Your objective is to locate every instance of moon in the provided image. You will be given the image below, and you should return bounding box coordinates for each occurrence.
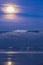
[6,6,15,14]
[2,4,19,14]
[2,3,20,20]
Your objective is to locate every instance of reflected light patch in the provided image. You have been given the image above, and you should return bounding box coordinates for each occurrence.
[8,62,12,65]
[4,61,14,65]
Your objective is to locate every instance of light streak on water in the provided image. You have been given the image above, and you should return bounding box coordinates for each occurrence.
[4,59,15,65]
[0,51,43,54]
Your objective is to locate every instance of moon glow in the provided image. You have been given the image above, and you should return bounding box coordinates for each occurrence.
[2,4,18,14]
[2,3,19,20]
[6,6,15,14]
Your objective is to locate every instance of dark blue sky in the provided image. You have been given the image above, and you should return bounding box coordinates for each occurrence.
[0,0,43,31]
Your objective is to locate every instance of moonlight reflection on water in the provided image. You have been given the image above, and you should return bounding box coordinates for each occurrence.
[5,61,14,65]
[3,58,15,65]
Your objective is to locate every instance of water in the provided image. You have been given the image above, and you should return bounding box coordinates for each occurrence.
[0,53,43,65]
[0,31,43,50]
[0,31,43,65]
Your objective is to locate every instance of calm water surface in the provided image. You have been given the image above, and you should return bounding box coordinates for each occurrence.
[0,32,43,65]
[0,53,43,65]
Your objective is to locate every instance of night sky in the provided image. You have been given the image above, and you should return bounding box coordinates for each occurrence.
[0,0,43,31]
